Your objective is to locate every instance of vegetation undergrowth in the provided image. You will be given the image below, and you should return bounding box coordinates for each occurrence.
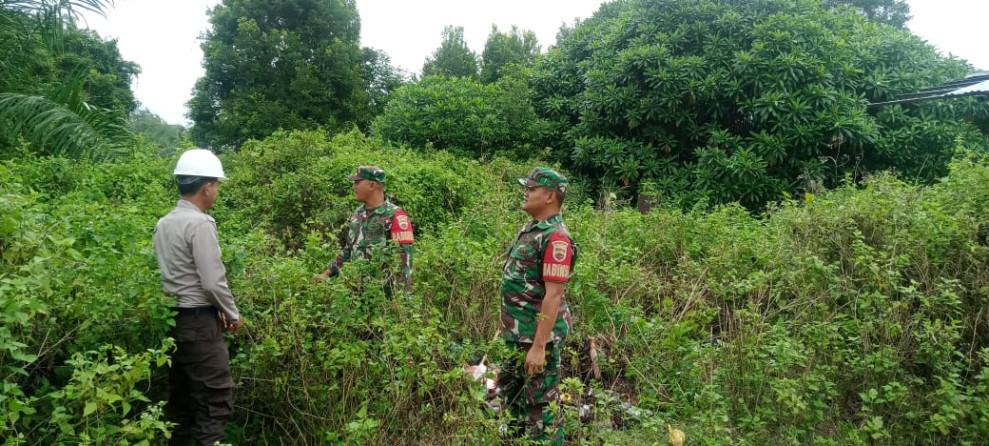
[2,129,988,444]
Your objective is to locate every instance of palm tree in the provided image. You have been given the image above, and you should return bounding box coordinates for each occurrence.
[0,0,133,160]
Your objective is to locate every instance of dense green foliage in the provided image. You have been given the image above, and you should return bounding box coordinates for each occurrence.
[4,0,989,443]
[371,75,547,160]
[378,23,548,159]
[421,25,479,79]
[528,0,986,207]
[824,0,911,28]
[480,25,540,84]
[3,129,989,444]
[0,0,139,160]
[188,0,403,150]
[55,24,139,115]
[360,47,408,122]
[126,108,186,153]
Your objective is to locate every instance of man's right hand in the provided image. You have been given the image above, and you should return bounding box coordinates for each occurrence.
[219,313,243,333]
[311,269,331,283]
[226,317,243,333]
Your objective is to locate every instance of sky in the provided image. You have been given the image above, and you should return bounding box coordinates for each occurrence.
[78,0,988,126]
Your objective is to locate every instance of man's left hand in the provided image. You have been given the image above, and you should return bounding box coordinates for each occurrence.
[524,345,546,375]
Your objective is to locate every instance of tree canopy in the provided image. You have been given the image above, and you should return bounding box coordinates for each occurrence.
[127,107,185,153]
[480,25,540,84]
[529,0,985,207]
[0,0,139,160]
[371,74,545,159]
[188,0,377,150]
[421,25,479,79]
[57,25,139,116]
[824,0,911,28]
[360,47,407,124]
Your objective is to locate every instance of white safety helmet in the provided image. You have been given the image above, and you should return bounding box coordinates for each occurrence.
[173,149,227,180]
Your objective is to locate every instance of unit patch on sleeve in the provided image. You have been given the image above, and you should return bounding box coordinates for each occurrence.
[552,240,568,262]
[390,210,415,243]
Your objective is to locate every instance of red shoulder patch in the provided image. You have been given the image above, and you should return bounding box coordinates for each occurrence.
[390,209,414,244]
[542,231,572,282]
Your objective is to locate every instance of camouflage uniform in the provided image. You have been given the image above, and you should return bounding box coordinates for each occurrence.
[499,168,575,445]
[328,166,414,291]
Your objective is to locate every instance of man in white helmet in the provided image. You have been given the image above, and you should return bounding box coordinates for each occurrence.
[153,148,242,445]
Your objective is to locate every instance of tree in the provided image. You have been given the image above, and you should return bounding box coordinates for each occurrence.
[480,25,540,84]
[188,0,370,150]
[0,0,138,160]
[371,74,546,160]
[421,25,478,79]
[529,0,982,208]
[822,0,911,28]
[57,25,140,116]
[127,107,185,152]
[360,47,407,123]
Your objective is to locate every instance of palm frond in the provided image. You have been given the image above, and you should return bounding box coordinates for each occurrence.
[0,91,132,160]
[2,0,114,49]
[1,0,114,19]
[0,0,131,160]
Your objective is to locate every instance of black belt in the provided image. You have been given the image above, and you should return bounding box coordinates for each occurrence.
[172,306,218,316]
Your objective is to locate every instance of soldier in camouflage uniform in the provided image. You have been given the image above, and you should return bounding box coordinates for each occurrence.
[499,167,575,445]
[312,166,414,291]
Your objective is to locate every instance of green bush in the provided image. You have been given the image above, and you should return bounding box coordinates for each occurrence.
[371,75,548,160]
[530,0,989,207]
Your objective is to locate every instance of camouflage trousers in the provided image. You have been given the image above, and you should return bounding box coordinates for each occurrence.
[166,308,234,446]
[499,341,565,445]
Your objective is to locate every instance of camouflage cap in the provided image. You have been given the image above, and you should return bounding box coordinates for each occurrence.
[346,165,386,182]
[517,167,568,195]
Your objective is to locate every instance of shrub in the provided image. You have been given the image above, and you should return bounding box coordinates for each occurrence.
[371,75,548,160]
[4,130,989,444]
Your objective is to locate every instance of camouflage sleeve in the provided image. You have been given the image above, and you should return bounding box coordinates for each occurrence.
[400,243,413,291]
[327,250,348,277]
[327,215,357,276]
[542,231,574,282]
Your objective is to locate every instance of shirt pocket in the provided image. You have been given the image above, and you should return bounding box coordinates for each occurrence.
[364,220,387,242]
[505,243,539,279]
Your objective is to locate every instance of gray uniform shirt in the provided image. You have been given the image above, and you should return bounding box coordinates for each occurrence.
[153,199,239,321]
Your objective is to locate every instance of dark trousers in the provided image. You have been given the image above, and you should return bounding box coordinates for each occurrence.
[166,309,234,446]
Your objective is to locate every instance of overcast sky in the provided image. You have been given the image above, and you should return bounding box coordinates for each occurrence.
[79,0,988,126]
